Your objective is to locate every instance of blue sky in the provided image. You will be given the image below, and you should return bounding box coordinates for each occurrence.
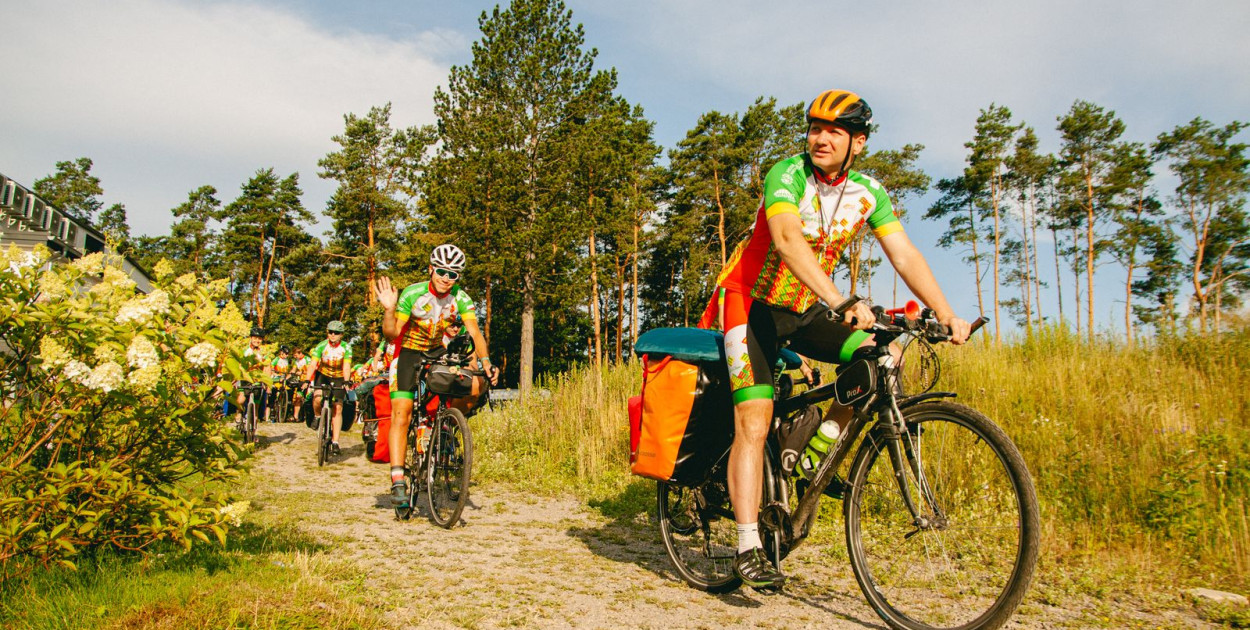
[3,0,1248,333]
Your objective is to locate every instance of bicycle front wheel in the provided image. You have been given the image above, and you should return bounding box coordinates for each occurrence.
[245,400,258,445]
[316,405,330,467]
[844,401,1040,630]
[426,408,471,528]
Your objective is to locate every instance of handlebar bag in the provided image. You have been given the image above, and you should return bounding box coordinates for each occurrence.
[426,363,474,397]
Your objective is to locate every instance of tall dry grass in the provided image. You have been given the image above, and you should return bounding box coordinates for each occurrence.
[471,325,1249,587]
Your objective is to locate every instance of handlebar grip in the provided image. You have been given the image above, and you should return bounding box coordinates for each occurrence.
[831,295,862,316]
[969,317,989,335]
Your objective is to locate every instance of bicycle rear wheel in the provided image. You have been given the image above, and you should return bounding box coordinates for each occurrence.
[844,401,1040,630]
[426,408,471,528]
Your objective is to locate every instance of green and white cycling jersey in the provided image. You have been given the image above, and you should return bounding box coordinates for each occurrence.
[394,281,477,352]
[311,339,353,379]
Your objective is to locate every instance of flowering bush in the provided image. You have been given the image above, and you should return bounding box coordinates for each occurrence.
[0,246,251,576]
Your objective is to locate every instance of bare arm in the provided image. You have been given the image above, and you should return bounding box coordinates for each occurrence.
[463,317,499,385]
[878,231,970,344]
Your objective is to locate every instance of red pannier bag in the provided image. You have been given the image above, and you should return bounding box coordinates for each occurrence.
[368,382,393,463]
[630,328,734,484]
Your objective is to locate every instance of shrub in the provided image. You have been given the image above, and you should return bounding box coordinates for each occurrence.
[0,246,251,578]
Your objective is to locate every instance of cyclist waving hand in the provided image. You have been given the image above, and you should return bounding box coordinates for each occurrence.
[374,244,499,508]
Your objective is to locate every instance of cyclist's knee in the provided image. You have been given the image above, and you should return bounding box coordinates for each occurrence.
[733,398,772,443]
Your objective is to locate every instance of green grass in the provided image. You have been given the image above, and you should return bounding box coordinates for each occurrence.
[470,325,1250,594]
[0,521,382,629]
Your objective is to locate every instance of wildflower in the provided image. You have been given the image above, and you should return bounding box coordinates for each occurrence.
[185,342,220,368]
[39,337,71,368]
[63,360,91,383]
[218,501,251,527]
[127,335,160,369]
[82,361,125,393]
[127,364,162,392]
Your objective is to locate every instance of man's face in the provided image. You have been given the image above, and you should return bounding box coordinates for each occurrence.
[249,336,262,348]
[806,120,866,176]
[327,331,343,344]
[429,265,458,294]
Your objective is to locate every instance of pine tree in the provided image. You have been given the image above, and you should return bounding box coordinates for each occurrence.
[33,157,103,223]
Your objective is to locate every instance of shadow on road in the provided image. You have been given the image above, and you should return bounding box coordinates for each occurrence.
[563,480,885,626]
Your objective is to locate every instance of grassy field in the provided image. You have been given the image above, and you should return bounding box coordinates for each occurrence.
[473,325,1250,596]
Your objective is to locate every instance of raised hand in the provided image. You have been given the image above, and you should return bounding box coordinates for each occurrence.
[375,276,399,310]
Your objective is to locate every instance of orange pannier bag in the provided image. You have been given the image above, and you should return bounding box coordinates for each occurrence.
[630,328,734,484]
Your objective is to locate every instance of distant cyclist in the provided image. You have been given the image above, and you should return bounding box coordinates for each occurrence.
[374,244,500,508]
[269,346,293,422]
[236,326,271,429]
[291,346,311,424]
[304,321,354,455]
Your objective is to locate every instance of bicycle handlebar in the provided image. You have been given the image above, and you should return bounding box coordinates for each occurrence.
[826,295,989,343]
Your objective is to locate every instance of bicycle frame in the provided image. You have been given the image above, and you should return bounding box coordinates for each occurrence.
[775,331,954,547]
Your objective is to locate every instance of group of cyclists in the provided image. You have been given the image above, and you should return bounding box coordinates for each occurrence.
[228,243,501,507]
[226,88,972,593]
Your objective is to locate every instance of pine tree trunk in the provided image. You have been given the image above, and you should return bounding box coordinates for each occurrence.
[1072,227,1082,337]
[713,170,727,266]
[589,227,601,367]
[992,173,1002,345]
[1125,261,1136,346]
[616,254,625,364]
[520,268,535,398]
[1052,225,1063,325]
[969,200,987,339]
[1030,194,1042,326]
[1084,168,1096,340]
[366,211,376,305]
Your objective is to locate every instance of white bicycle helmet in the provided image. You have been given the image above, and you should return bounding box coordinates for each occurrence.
[430,244,466,271]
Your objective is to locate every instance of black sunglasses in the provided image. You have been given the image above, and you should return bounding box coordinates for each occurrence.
[433,267,460,280]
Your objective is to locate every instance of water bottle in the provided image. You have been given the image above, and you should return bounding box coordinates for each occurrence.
[799,420,841,479]
[416,420,431,454]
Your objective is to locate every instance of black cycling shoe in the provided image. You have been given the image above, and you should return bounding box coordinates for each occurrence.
[734,547,787,590]
[331,443,342,456]
[391,480,409,508]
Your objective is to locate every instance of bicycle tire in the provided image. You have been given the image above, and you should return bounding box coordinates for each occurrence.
[657,457,781,594]
[395,420,420,521]
[245,397,258,445]
[844,401,1040,630]
[316,402,331,467]
[426,408,472,528]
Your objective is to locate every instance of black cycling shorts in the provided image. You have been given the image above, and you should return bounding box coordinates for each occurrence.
[313,372,347,403]
[389,348,444,400]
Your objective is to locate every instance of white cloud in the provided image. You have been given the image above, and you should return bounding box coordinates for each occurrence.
[1,0,455,234]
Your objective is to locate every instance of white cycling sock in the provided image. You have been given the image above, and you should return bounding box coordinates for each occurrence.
[737,522,761,554]
[390,466,405,483]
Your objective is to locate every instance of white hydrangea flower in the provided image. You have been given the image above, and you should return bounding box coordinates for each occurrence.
[127,335,160,369]
[146,289,170,314]
[38,271,67,299]
[93,345,117,363]
[175,273,197,290]
[127,364,161,392]
[71,252,105,274]
[5,247,44,274]
[218,501,251,527]
[39,337,70,368]
[82,361,125,393]
[103,266,136,292]
[63,360,92,383]
[115,297,151,324]
[185,342,219,368]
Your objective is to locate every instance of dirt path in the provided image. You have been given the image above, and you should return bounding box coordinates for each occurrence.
[243,422,1215,630]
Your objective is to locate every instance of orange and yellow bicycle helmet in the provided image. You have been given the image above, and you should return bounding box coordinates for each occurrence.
[806,89,873,138]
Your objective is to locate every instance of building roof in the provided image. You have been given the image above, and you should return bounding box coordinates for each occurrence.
[0,170,153,293]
